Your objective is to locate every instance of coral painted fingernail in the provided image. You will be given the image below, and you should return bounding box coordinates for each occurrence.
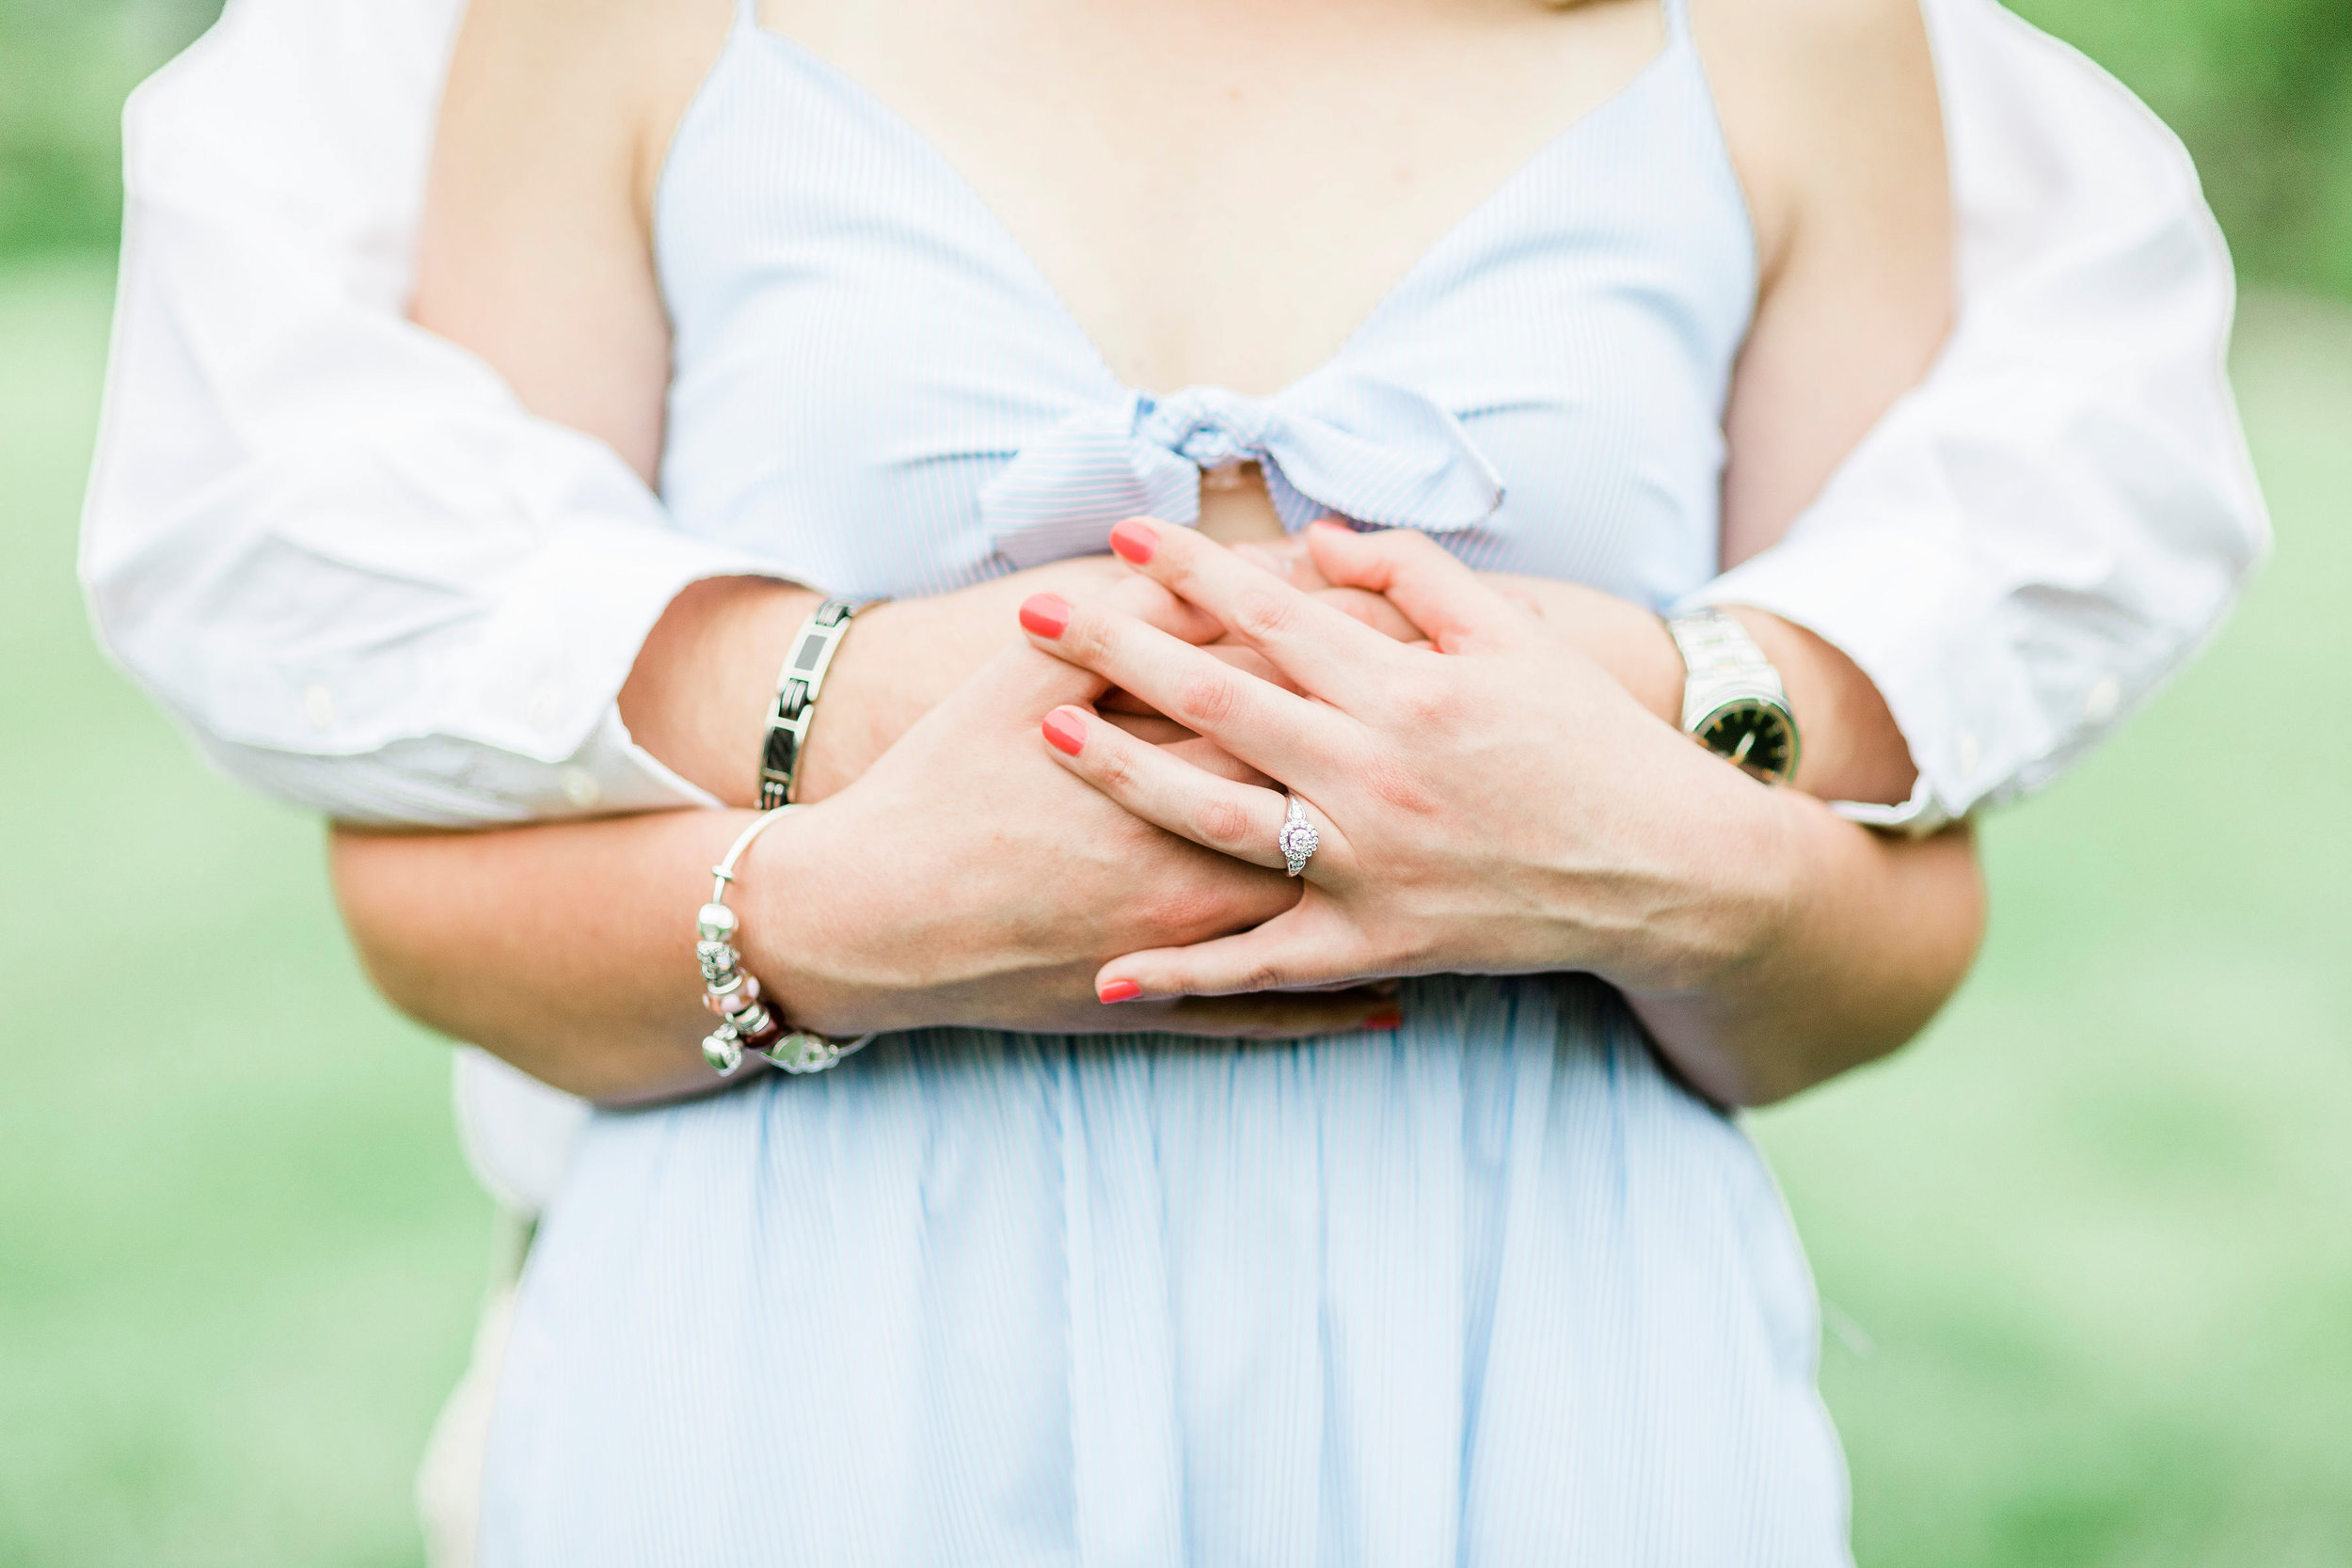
[1108,519,1158,564]
[1019,593,1071,638]
[1364,1008,1404,1031]
[1041,708,1087,756]
[1098,979,1143,1004]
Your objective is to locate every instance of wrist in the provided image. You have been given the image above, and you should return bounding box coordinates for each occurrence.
[1716,605,1920,806]
[1599,752,1812,1000]
[1506,575,1682,724]
[790,602,913,801]
[618,576,818,805]
[1624,610,1685,725]
[732,804,879,1036]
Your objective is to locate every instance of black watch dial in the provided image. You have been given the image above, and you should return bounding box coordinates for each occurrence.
[1695,700,1798,785]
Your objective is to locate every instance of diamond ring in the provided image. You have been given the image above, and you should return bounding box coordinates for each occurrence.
[1279,795,1320,878]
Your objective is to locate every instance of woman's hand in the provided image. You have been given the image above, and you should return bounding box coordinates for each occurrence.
[1021,520,1769,990]
[1017,518,1983,1105]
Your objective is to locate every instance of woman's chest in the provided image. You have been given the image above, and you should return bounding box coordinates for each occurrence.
[751,0,1674,395]
[653,0,1754,608]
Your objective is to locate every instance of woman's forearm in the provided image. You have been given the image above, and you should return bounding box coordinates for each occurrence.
[1623,805,1983,1108]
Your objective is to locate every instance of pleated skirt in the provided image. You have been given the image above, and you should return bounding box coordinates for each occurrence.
[482,974,1849,1566]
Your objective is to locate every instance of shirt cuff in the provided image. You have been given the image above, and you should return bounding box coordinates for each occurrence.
[1676,519,2037,828]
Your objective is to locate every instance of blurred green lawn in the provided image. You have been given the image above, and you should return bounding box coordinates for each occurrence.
[1,253,2346,1566]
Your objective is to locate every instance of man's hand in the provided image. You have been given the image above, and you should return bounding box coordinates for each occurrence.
[797,555,1136,798]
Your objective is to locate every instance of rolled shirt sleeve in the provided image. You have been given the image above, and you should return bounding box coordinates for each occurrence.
[1680,0,2269,829]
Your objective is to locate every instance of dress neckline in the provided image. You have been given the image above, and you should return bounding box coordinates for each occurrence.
[687,18,1699,401]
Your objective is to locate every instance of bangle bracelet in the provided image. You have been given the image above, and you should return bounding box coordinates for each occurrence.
[695,807,876,1076]
[757,598,860,810]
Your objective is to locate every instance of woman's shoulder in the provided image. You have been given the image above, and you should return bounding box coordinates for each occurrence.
[436,0,732,187]
[417,0,733,479]
[1689,0,1946,274]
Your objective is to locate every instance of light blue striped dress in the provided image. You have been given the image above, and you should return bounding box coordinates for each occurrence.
[483,2,1851,1561]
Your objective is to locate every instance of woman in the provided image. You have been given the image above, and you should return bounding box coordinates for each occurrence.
[341,0,1977,1558]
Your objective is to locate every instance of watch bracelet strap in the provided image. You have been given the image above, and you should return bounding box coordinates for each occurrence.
[758,598,859,810]
[1665,609,1786,732]
[1673,609,1956,834]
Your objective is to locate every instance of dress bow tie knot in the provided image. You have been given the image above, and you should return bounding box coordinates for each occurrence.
[983,377,1503,570]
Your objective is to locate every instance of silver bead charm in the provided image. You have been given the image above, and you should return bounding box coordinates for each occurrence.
[762,1032,823,1073]
[702,1025,744,1074]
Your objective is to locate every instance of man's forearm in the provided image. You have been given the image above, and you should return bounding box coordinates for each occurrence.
[1625,807,1982,1108]
[616,557,1144,808]
[1492,575,1922,807]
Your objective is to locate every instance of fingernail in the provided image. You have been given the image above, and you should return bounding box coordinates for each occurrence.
[1098,978,1143,1004]
[1364,1007,1404,1031]
[1108,519,1158,564]
[1019,593,1071,639]
[1041,708,1087,756]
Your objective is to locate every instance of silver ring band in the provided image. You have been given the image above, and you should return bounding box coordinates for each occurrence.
[1279,795,1320,878]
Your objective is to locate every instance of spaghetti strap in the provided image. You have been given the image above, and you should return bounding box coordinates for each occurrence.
[1660,0,1692,43]
[735,0,760,32]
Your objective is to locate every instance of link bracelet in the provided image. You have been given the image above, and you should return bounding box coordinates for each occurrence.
[757,598,859,810]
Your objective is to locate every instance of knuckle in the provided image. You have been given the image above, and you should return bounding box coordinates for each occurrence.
[1089,740,1137,793]
[1052,605,1106,660]
[1194,794,1256,848]
[1389,670,1452,728]
[1237,961,1292,994]
[1171,667,1242,729]
[1230,586,1298,645]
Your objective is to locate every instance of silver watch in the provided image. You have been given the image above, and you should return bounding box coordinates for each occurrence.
[1666,609,1800,785]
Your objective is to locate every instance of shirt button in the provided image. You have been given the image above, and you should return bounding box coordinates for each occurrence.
[302,682,336,731]
[2084,674,2122,722]
[1957,730,1981,778]
[557,766,602,811]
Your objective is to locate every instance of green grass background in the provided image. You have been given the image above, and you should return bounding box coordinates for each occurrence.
[3,250,2348,1564]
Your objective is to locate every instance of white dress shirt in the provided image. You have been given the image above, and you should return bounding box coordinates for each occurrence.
[79,0,2268,1211]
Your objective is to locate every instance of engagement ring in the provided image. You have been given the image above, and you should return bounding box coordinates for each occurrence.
[1279,796,1320,878]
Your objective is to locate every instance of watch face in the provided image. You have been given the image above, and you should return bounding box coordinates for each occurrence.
[1696,700,1798,784]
